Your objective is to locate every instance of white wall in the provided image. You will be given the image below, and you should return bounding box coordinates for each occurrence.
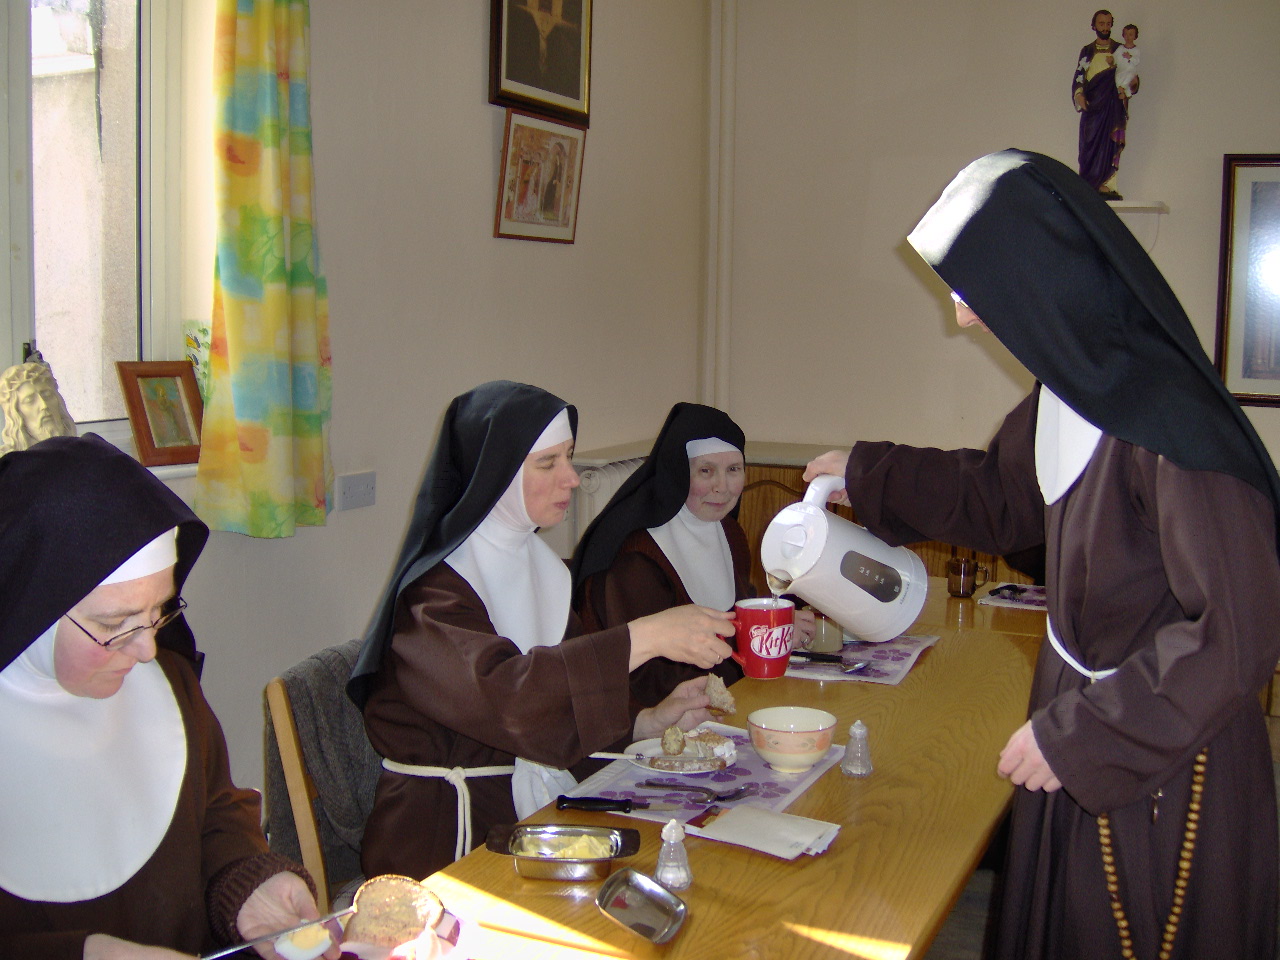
[726,0,1280,456]
[177,0,1280,789]
[179,1,713,787]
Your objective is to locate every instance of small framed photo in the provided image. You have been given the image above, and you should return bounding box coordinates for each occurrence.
[116,360,204,466]
[494,109,586,243]
[489,0,591,127]
[1214,154,1280,406]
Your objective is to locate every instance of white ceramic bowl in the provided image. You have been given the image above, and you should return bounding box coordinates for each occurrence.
[747,706,838,773]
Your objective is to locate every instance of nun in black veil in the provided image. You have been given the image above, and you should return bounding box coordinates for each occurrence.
[571,402,815,706]
[0,435,332,960]
[806,150,1280,960]
[350,382,735,882]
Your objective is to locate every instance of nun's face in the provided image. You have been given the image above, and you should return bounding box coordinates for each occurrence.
[686,451,745,522]
[53,567,175,699]
[523,438,580,528]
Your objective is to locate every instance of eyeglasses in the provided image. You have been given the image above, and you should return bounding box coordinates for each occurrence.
[64,598,188,651]
[950,290,970,308]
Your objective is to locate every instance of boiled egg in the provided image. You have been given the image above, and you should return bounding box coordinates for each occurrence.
[273,921,333,960]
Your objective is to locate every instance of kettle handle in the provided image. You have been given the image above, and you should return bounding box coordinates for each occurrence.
[803,474,846,509]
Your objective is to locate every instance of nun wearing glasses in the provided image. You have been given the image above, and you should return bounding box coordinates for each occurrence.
[0,435,333,960]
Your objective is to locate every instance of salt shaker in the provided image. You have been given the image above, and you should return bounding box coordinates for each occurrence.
[841,720,873,777]
[654,818,692,890]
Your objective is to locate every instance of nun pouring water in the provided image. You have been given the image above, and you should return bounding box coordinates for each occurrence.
[350,382,735,882]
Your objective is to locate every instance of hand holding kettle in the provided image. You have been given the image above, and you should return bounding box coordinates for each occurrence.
[803,451,853,506]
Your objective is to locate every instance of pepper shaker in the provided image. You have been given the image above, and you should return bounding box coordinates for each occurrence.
[841,719,873,777]
[654,818,692,890]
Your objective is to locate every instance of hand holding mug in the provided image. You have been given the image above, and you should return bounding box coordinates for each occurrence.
[628,605,734,671]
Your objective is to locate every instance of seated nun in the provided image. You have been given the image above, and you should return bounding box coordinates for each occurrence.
[570,402,816,705]
[348,382,735,881]
[0,435,336,960]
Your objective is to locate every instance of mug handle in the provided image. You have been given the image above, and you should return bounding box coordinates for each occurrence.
[727,615,744,668]
[975,564,989,588]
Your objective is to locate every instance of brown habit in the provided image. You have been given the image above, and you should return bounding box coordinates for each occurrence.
[0,652,294,959]
[576,520,752,705]
[361,564,635,880]
[847,388,1280,960]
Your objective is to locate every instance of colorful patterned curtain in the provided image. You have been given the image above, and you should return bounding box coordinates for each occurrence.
[195,0,332,537]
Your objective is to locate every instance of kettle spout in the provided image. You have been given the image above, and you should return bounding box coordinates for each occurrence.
[765,570,793,597]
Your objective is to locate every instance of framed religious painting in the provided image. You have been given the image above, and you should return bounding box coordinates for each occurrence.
[1214,154,1280,406]
[116,360,204,466]
[489,0,591,127]
[494,109,586,243]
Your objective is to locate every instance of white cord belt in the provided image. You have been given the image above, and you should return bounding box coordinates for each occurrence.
[1046,618,1117,682]
[381,758,516,862]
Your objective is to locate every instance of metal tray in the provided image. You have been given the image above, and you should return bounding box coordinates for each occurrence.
[595,867,687,944]
[485,823,640,881]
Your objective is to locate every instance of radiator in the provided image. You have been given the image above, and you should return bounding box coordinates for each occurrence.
[537,457,645,559]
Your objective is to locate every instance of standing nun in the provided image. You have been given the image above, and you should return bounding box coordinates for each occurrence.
[806,149,1280,960]
[350,382,734,881]
[571,402,814,705]
[0,435,331,960]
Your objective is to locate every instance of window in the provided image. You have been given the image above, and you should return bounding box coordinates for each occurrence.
[2,0,187,425]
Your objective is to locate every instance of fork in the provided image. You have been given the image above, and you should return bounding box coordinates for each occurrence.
[636,780,757,802]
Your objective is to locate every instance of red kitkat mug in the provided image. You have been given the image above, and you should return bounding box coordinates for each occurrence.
[729,598,795,679]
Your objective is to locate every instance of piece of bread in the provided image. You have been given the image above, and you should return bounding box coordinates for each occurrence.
[649,755,727,773]
[660,725,686,756]
[343,875,445,949]
[685,729,733,760]
[705,674,736,716]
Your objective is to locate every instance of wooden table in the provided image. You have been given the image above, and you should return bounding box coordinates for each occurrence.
[425,580,1046,960]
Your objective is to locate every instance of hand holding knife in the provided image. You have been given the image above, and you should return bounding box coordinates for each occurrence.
[199,907,352,960]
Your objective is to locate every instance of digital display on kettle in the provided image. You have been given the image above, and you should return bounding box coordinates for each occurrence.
[839,551,903,603]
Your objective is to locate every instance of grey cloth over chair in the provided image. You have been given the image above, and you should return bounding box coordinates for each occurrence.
[263,638,381,890]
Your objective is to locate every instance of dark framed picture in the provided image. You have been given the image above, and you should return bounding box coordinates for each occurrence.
[1214,154,1280,406]
[489,0,591,127]
[494,109,586,243]
[116,360,204,466]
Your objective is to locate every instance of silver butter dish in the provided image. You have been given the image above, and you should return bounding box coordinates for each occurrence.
[595,867,687,944]
[485,823,640,881]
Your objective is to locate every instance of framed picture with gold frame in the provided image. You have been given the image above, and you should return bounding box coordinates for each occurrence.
[116,361,204,466]
[1214,153,1280,406]
[489,0,591,127]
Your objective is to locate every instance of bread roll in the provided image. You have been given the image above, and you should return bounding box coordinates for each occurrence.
[343,875,445,949]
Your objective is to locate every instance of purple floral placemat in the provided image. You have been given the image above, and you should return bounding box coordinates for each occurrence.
[978,583,1048,609]
[569,722,842,826]
[785,634,939,685]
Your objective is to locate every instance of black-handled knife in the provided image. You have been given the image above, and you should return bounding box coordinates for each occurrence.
[790,650,845,663]
[556,795,682,813]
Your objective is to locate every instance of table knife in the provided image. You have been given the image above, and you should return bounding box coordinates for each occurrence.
[557,795,684,813]
[199,907,353,960]
[790,650,845,663]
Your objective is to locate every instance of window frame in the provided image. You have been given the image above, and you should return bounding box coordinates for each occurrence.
[2,0,186,423]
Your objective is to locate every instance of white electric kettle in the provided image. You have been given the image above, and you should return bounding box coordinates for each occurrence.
[760,474,927,642]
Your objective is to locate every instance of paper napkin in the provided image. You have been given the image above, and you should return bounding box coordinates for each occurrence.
[686,806,840,860]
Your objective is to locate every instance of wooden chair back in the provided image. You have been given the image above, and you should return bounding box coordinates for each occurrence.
[266,676,330,911]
